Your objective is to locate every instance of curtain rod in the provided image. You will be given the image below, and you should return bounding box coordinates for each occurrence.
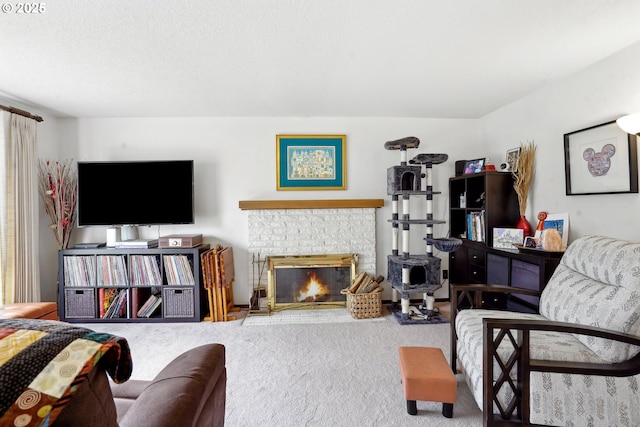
[0,104,44,122]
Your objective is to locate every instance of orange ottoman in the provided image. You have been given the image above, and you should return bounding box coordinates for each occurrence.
[398,346,456,417]
[0,302,58,320]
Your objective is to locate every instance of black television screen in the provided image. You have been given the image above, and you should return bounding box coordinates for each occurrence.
[77,160,194,226]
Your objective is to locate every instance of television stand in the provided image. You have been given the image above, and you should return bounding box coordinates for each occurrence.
[58,244,210,323]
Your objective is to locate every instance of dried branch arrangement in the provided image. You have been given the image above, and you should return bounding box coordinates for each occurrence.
[38,159,77,249]
[512,141,537,216]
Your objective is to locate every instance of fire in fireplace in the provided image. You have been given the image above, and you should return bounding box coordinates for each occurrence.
[267,254,357,311]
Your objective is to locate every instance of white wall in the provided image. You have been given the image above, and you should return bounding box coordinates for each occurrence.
[56,117,476,304]
[479,41,640,243]
[32,41,640,304]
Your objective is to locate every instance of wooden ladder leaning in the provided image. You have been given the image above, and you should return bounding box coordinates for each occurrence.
[201,244,240,322]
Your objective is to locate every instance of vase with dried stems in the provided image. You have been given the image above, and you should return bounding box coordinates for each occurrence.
[38,159,77,249]
[512,141,536,237]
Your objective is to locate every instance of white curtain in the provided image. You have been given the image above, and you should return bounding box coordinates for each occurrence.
[0,112,40,304]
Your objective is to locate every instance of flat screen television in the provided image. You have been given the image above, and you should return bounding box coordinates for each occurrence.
[77,160,194,227]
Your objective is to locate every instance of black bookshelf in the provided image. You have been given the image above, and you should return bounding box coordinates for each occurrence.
[58,244,210,323]
[448,171,560,311]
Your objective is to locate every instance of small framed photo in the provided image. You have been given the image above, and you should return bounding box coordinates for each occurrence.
[492,227,524,249]
[523,236,538,248]
[506,148,520,172]
[543,212,569,249]
[276,135,346,190]
[564,120,638,195]
[464,158,485,174]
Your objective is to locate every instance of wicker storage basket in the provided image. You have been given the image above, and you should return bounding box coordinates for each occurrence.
[345,292,382,319]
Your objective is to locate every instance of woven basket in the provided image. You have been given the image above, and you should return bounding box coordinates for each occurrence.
[345,292,382,319]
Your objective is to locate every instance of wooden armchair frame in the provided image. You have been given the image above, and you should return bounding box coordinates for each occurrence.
[450,283,640,426]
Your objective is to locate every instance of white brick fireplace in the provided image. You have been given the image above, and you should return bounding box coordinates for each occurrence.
[240,199,384,293]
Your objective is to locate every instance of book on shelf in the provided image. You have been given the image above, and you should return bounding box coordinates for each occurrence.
[100,288,118,318]
[136,294,156,317]
[129,255,162,286]
[466,211,486,242]
[114,239,159,249]
[97,255,128,286]
[162,255,195,285]
[138,294,162,318]
[146,297,162,317]
[130,288,139,318]
[102,289,127,319]
[63,255,96,286]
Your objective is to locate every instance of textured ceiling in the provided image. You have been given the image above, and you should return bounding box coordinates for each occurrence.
[2,1,640,118]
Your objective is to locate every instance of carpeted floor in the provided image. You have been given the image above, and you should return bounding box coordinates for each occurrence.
[81,308,483,426]
[242,307,388,325]
[387,303,451,325]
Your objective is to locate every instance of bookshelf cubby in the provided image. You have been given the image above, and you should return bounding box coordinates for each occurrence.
[58,244,210,323]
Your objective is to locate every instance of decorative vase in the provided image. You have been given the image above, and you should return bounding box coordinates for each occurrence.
[516,215,533,237]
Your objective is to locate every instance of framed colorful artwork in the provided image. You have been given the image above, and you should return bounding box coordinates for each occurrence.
[276,135,346,190]
[492,227,524,249]
[542,212,569,249]
[463,158,485,174]
[564,120,638,195]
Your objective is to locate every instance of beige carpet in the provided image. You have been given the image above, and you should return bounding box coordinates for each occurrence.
[242,307,388,325]
[81,309,483,426]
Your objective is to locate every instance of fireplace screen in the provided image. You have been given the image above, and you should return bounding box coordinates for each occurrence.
[267,254,357,311]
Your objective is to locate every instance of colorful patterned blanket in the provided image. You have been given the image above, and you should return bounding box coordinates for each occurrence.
[0,319,132,427]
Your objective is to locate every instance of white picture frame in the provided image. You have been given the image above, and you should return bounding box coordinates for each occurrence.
[492,227,524,249]
[506,148,520,172]
[543,213,569,249]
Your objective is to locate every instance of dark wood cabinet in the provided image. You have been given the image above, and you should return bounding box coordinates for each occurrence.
[449,245,467,284]
[452,240,561,312]
[448,171,560,312]
[467,247,486,283]
[449,171,519,246]
[58,245,210,323]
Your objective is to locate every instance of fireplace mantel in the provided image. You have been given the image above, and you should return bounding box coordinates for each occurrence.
[238,199,384,210]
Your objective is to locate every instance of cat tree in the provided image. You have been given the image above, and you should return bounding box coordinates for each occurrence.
[385,136,460,323]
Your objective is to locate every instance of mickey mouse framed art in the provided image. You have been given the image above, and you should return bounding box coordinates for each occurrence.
[564,120,638,195]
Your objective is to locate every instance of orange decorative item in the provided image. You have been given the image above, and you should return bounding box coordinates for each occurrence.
[536,211,548,231]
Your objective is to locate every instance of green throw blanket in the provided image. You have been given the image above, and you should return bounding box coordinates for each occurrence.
[0,319,132,426]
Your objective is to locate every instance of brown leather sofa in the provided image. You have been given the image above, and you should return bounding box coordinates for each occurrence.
[53,343,226,427]
[0,302,58,320]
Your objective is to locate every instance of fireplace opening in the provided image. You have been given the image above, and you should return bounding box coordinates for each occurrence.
[267,254,357,311]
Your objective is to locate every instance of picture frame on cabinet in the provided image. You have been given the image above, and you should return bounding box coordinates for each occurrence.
[276,134,346,190]
[492,227,524,249]
[506,148,520,172]
[542,212,569,249]
[463,158,485,174]
[564,120,638,195]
